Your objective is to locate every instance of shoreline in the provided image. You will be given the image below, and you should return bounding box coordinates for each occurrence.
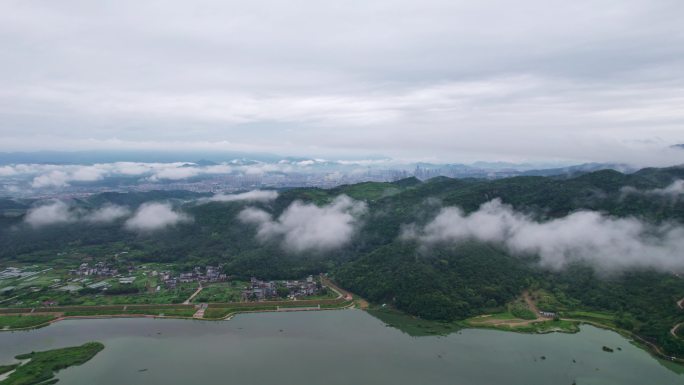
[1,302,681,369]
[465,315,684,365]
[0,300,356,332]
[2,278,681,368]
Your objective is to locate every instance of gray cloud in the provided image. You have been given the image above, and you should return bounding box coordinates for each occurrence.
[24,200,77,227]
[203,190,279,203]
[403,199,684,272]
[1,1,683,165]
[239,195,367,252]
[124,202,191,232]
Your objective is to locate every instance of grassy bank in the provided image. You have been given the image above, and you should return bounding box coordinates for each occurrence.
[203,300,353,319]
[0,315,56,330]
[367,307,464,336]
[62,308,196,318]
[0,342,104,385]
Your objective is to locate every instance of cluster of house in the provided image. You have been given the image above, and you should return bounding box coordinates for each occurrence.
[241,276,321,301]
[163,265,227,289]
[70,262,118,277]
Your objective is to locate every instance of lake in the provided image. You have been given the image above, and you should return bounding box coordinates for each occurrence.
[0,309,682,384]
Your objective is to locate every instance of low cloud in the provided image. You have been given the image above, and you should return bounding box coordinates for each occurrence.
[84,204,131,223]
[0,162,235,188]
[239,195,367,252]
[0,166,18,177]
[31,170,70,188]
[24,201,77,227]
[31,167,105,188]
[124,202,191,231]
[203,190,279,203]
[650,180,684,196]
[24,201,131,227]
[149,167,202,181]
[621,180,684,201]
[403,198,684,272]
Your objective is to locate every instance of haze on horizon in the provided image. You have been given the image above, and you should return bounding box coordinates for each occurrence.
[1,0,683,166]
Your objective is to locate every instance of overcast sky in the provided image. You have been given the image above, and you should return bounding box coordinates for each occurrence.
[1,0,683,165]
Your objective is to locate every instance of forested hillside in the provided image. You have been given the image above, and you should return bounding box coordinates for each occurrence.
[1,166,684,354]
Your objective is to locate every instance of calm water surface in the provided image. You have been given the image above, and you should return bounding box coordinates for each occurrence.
[0,309,682,385]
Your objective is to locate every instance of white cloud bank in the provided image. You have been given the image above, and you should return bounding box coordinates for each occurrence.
[203,190,279,203]
[124,202,191,232]
[239,195,367,252]
[31,167,105,188]
[403,199,684,272]
[24,201,131,227]
[24,201,77,227]
[1,161,350,190]
[84,204,131,223]
[0,162,234,188]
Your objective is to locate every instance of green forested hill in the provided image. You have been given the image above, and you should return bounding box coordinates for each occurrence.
[1,167,684,354]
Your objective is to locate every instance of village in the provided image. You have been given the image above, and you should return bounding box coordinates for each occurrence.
[67,261,229,291]
[0,262,331,309]
[241,275,323,301]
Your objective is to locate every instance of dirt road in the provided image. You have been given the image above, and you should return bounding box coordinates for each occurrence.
[183,283,203,305]
[523,291,542,316]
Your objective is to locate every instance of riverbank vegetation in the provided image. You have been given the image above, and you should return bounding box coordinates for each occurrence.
[0,342,104,385]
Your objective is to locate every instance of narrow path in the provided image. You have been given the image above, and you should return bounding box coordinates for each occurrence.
[320,275,369,309]
[319,275,344,300]
[183,283,203,305]
[522,291,541,315]
[673,297,684,338]
[193,303,207,319]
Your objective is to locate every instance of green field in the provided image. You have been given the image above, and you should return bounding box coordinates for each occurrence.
[193,282,245,303]
[0,263,203,308]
